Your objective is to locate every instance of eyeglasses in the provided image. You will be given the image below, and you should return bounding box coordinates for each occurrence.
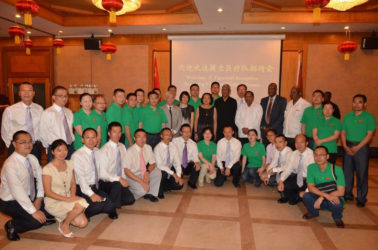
[54,95,68,98]
[314,153,327,157]
[15,140,33,145]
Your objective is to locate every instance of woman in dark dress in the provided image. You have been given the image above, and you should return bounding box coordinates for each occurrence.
[194,93,217,141]
[179,91,194,130]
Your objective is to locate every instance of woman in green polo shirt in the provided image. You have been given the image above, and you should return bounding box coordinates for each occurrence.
[241,129,266,187]
[312,102,341,164]
[73,93,101,150]
[92,95,108,147]
[197,127,217,187]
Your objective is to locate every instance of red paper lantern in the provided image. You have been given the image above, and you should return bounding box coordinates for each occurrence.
[16,0,40,26]
[53,38,64,55]
[8,25,25,44]
[102,0,124,24]
[305,0,330,22]
[22,38,33,55]
[101,42,117,61]
[338,41,357,61]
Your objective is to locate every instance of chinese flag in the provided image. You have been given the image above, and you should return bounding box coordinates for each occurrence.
[153,56,160,89]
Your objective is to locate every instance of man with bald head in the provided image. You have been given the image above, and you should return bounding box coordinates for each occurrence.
[260,83,287,145]
[277,134,314,205]
[283,87,310,149]
[214,84,237,141]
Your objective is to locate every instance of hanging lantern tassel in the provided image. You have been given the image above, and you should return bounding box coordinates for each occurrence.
[337,41,357,61]
[102,0,124,24]
[26,47,31,55]
[53,38,64,55]
[313,7,321,21]
[101,42,117,61]
[8,25,25,45]
[24,12,32,26]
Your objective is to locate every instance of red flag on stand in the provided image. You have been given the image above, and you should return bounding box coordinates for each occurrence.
[153,56,160,89]
[296,51,303,93]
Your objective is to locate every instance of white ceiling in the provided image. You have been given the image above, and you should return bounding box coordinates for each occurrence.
[0,0,377,38]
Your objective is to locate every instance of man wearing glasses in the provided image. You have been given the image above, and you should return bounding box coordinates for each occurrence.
[40,86,75,162]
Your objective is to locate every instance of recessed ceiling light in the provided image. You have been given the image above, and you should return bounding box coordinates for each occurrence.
[162,28,167,31]
[26,31,31,34]
[217,8,223,13]
[15,14,21,18]
[281,26,286,30]
[108,29,113,33]
[58,30,63,34]
[344,26,350,30]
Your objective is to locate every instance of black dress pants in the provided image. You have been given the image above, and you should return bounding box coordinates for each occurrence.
[182,161,200,187]
[99,180,135,208]
[214,162,242,187]
[159,169,184,196]
[76,185,116,218]
[283,174,307,203]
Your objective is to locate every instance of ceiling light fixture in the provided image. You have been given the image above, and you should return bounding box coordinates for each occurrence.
[26,30,31,34]
[162,28,167,31]
[344,26,350,30]
[58,30,63,33]
[108,28,113,33]
[217,7,223,13]
[15,13,21,18]
[326,0,368,11]
[281,26,286,30]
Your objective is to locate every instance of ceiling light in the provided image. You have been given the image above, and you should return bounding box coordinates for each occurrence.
[281,26,286,30]
[26,31,31,34]
[108,29,113,33]
[326,0,368,11]
[217,8,223,13]
[58,30,63,33]
[344,26,350,30]
[162,28,167,31]
[15,14,21,18]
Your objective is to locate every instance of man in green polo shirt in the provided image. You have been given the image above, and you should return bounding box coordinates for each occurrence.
[301,89,324,149]
[139,91,167,148]
[341,94,376,207]
[210,81,220,106]
[106,88,126,143]
[123,93,139,147]
[158,85,180,107]
[188,83,202,112]
[312,102,341,164]
[302,146,345,228]
[92,95,108,147]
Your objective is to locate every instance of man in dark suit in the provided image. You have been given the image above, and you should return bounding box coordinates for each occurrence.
[260,83,287,145]
[161,91,183,138]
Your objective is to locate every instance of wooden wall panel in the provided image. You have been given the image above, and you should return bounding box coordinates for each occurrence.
[280,51,300,100]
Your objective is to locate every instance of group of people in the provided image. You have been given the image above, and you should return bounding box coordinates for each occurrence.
[0,80,375,241]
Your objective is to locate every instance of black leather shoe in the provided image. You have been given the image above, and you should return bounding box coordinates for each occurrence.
[356,201,366,207]
[335,220,345,228]
[4,220,20,241]
[289,198,300,205]
[108,212,118,220]
[302,213,319,220]
[188,182,197,189]
[277,198,288,204]
[233,183,241,188]
[254,181,262,187]
[344,196,354,201]
[158,193,165,199]
[43,219,56,226]
[144,194,159,202]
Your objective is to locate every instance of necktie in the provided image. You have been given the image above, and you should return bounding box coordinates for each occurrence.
[182,142,188,168]
[276,151,282,183]
[116,145,122,177]
[169,107,173,129]
[25,106,35,142]
[225,141,231,167]
[140,149,146,177]
[60,109,73,145]
[25,158,35,201]
[266,97,273,125]
[91,151,99,189]
[166,145,170,166]
[297,154,304,187]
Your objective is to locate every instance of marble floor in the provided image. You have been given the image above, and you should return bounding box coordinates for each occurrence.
[0,154,377,250]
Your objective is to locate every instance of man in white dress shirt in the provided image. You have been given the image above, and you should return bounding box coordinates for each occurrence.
[98,122,135,208]
[72,128,117,219]
[215,126,242,188]
[1,82,43,161]
[155,128,184,199]
[0,131,55,241]
[124,129,162,202]
[283,87,311,150]
[173,124,201,189]
[262,135,293,186]
[40,86,75,162]
[235,91,263,145]
[278,134,314,205]
[236,84,247,108]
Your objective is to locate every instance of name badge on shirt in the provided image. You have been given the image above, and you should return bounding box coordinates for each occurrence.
[358,119,363,123]
[255,151,258,154]
[329,123,334,126]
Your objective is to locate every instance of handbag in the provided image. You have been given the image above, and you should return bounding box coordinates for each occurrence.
[315,164,338,193]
